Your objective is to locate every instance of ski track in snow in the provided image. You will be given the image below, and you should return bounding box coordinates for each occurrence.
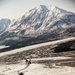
[0,37,75,57]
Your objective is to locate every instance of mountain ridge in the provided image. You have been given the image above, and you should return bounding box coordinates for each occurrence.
[0,18,11,32]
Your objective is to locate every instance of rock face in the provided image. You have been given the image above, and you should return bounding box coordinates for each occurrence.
[54,40,75,52]
[0,5,75,48]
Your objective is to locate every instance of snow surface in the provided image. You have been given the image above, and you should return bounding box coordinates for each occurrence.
[0,45,9,49]
[0,37,75,57]
[0,60,75,75]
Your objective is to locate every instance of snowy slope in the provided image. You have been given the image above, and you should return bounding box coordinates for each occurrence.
[0,37,75,75]
[0,58,75,75]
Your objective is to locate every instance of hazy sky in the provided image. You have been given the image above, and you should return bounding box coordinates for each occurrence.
[0,0,75,20]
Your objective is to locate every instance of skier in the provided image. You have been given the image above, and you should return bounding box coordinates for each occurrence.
[24,57,31,69]
[25,58,31,65]
[18,71,24,75]
[19,72,24,75]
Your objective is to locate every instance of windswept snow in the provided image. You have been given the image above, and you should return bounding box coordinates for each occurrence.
[0,63,75,75]
[0,37,75,57]
[0,55,75,75]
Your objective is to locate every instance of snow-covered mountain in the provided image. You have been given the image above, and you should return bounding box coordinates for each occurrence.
[0,18,11,33]
[6,5,75,37]
[0,5,75,47]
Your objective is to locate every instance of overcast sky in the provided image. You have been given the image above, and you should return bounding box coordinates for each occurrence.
[0,0,75,20]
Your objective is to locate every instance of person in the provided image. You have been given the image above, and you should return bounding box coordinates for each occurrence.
[18,71,24,75]
[25,58,31,65]
[19,72,24,75]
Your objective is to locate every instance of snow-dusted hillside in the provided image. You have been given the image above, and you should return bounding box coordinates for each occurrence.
[0,5,75,47]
